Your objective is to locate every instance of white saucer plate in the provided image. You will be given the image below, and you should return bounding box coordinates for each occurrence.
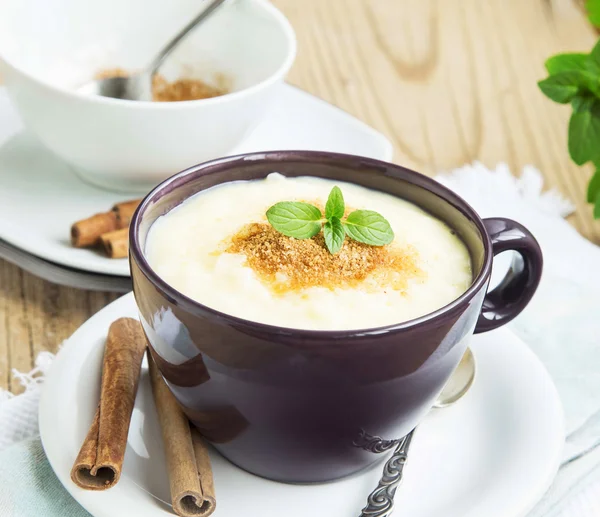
[40,293,564,517]
[0,85,392,277]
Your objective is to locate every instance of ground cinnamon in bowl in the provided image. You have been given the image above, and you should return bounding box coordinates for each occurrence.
[151,75,228,102]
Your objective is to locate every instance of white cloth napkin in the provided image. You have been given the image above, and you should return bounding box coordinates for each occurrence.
[0,353,53,450]
[437,163,600,517]
[1,163,599,517]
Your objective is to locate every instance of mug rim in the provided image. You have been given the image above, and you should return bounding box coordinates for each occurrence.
[130,150,493,338]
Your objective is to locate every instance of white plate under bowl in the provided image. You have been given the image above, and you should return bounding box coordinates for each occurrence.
[39,293,564,517]
[0,84,392,277]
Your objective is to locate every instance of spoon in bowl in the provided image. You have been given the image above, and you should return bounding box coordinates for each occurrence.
[79,0,228,101]
[359,348,476,517]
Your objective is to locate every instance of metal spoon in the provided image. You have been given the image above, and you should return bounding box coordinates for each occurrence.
[359,348,476,517]
[79,0,228,101]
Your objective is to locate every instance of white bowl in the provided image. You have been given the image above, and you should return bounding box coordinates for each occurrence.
[0,0,296,192]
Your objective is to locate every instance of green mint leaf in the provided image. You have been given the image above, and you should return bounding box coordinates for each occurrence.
[266,202,322,239]
[588,170,600,203]
[588,39,600,75]
[323,217,345,254]
[572,95,594,112]
[538,71,595,103]
[595,193,600,219]
[325,186,345,219]
[568,98,600,165]
[538,74,579,103]
[343,210,394,246]
[586,0,600,28]
[545,53,588,75]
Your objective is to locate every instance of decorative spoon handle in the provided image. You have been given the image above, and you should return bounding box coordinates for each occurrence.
[359,430,414,517]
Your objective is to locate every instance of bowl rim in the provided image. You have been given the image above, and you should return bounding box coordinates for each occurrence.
[0,0,297,109]
[130,151,494,338]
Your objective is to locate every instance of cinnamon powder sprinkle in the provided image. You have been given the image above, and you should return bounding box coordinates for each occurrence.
[225,223,425,294]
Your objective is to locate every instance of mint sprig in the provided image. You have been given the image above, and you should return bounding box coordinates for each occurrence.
[266,186,394,254]
[538,35,600,218]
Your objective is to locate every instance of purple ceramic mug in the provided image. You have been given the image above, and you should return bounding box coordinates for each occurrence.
[130,151,542,483]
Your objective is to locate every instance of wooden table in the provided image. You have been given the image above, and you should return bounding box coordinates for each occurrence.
[1,0,598,393]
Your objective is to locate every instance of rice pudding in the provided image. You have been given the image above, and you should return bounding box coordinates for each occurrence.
[145,174,472,330]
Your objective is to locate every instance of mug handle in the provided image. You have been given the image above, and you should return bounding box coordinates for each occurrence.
[474,218,543,334]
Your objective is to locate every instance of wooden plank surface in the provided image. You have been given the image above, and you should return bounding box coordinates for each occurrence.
[1,0,598,393]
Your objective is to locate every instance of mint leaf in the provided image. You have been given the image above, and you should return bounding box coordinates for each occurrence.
[572,95,594,112]
[587,0,600,28]
[568,98,600,165]
[323,217,345,254]
[325,186,345,219]
[588,39,600,76]
[266,202,322,239]
[538,71,595,103]
[595,194,600,219]
[588,170,600,203]
[344,210,394,246]
[545,53,588,75]
[538,74,579,103]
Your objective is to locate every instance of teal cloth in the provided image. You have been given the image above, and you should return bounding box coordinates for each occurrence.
[0,438,90,517]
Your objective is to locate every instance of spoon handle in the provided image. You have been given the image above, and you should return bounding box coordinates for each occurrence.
[149,0,229,74]
[359,430,414,517]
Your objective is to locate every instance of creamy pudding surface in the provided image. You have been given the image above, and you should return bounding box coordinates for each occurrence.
[145,174,472,330]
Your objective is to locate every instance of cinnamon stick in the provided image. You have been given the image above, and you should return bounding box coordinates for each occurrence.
[112,199,141,228]
[70,198,140,249]
[71,318,146,490]
[148,351,216,517]
[100,227,129,259]
[71,211,118,248]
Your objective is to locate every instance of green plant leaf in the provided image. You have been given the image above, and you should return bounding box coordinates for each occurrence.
[588,39,600,75]
[595,192,600,218]
[545,53,588,75]
[343,210,394,246]
[266,202,322,239]
[538,71,599,103]
[568,98,600,165]
[588,169,600,203]
[572,95,594,112]
[325,186,345,219]
[323,217,345,254]
[586,0,600,28]
[538,73,581,103]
